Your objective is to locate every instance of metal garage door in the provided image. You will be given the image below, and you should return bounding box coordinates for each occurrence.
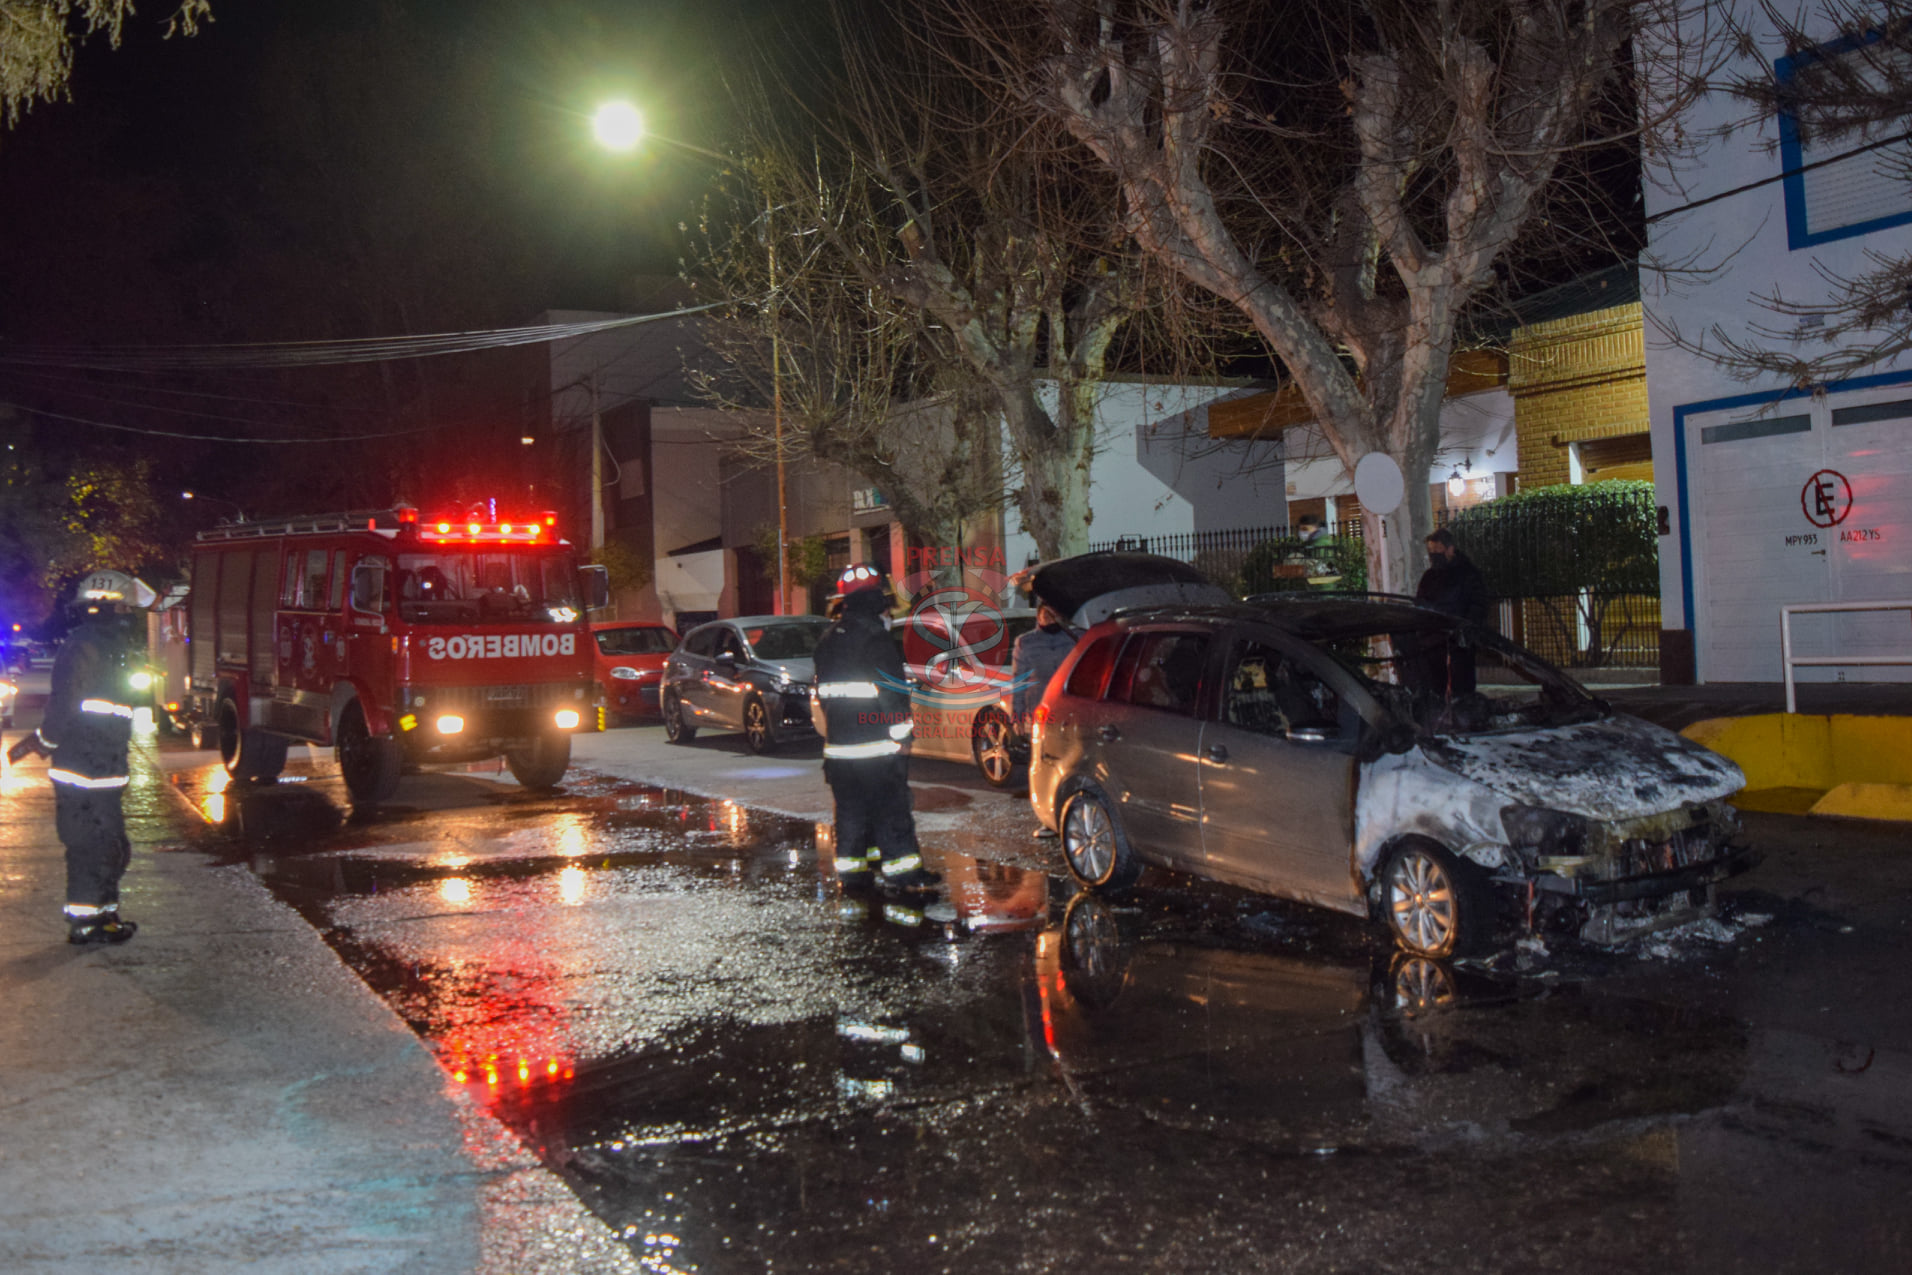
[1689,385,1912,683]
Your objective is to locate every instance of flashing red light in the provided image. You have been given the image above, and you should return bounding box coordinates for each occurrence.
[437,522,452,533]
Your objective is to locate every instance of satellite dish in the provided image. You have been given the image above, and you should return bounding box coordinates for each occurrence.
[1353,453,1405,515]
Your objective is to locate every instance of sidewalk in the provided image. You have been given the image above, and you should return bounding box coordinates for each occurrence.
[0,677,637,1275]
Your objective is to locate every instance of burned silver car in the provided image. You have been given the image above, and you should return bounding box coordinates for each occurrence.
[1028,574,1753,958]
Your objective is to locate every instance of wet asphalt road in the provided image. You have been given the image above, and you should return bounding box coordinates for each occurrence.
[163,741,1912,1275]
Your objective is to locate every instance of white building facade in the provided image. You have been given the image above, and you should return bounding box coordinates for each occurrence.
[1644,2,1912,683]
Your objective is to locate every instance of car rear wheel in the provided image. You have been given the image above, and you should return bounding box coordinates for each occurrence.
[1059,788,1142,891]
[662,691,697,744]
[218,697,287,784]
[971,706,1020,789]
[743,695,778,754]
[336,702,401,807]
[506,732,572,790]
[1380,840,1488,959]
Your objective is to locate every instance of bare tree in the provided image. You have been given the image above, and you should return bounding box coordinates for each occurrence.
[719,2,1162,560]
[0,0,209,127]
[688,162,1007,562]
[947,0,1723,590]
[1690,0,1912,385]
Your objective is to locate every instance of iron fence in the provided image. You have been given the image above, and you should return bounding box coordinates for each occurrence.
[1091,513,1660,671]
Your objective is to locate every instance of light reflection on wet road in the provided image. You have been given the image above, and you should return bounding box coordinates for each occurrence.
[172,758,1912,1273]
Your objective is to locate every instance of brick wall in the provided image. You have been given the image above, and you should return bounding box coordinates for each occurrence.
[1507,302,1649,490]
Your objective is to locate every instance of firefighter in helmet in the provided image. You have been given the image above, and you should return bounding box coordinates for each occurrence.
[33,573,149,943]
[813,563,939,894]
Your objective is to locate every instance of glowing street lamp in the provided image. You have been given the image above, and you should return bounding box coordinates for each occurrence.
[592,102,644,152]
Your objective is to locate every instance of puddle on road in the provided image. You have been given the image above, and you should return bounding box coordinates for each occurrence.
[173,760,1893,1273]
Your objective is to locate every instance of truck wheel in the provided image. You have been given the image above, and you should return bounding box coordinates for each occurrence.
[218,698,287,784]
[337,703,402,807]
[506,733,571,790]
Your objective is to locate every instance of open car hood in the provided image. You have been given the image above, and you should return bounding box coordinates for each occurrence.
[1027,553,1233,627]
[1419,714,1744,822]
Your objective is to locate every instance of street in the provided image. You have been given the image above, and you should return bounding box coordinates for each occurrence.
[100,719,1912,1273]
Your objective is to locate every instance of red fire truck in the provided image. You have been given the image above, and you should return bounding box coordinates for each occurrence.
[183,504,609,805]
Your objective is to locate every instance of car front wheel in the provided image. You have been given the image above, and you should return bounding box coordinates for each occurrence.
[1059,788,1142,891]
[971,706,1020,789]
[743,694,778,754]
[662,691,697,744]
[1380,840,1488,959]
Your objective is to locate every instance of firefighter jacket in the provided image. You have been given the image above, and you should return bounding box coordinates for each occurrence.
[40,617,135,789]
[813,600,913,760]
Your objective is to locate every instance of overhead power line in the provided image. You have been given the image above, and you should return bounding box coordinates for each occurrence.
[0,305,720,373]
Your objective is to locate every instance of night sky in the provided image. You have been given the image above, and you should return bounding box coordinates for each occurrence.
[0,0,795,557]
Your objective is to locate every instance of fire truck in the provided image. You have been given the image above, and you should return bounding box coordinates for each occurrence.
[183,503,609,805]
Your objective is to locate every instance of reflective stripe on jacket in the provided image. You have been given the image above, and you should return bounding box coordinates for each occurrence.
[813,604,911,758]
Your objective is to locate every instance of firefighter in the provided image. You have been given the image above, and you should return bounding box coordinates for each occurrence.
[813,563,939,895]
[38,577,144,943]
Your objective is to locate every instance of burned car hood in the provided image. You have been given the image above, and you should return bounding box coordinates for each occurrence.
[1417,714,1745,821]
[1027,552,1233,627]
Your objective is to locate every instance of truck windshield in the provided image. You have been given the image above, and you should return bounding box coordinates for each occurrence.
[393,552,580,623]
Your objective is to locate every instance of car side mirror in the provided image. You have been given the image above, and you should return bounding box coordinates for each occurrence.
[715,651,737,669]
[350,565,386,613]
[580,565,611,611]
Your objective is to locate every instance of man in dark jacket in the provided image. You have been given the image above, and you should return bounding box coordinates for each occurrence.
[813,564,939,894]
[1413,527,1490,697]
[37,580,143,944]
[1009,595,1077,839]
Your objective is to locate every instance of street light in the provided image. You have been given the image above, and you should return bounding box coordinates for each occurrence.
[181,490,247,522]
[592,102,644,152]
[590,106,792,614]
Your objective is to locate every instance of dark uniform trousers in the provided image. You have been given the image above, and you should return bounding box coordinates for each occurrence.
[58,784,133,909]
[823,755,920,862]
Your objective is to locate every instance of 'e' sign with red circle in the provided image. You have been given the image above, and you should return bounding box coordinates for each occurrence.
[1801,469,1852,528]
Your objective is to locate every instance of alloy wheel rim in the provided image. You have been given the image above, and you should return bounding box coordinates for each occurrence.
[1065,799,1113,882]
[977,716,1011,782]
[1389,851,1456,953]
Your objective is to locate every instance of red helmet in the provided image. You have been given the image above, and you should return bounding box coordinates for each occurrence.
[833,563,886,598]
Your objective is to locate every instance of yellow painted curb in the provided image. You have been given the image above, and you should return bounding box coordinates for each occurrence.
[1683,714,1912,824]
[1807,783,1912,823]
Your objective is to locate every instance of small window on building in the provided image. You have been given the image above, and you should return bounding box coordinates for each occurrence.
[1778,33,1912,247]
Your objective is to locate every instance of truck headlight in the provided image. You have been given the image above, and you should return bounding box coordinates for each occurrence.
[436,714,465,735]
[554,709,581,730]
[129,671,153,691]
[610,667,641,680]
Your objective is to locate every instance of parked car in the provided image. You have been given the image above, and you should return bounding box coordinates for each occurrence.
[893,604,1038,788]
[0,673,14,729]
[1026,555,1754,958]
[662,615,829,753]
[591,621,678,720]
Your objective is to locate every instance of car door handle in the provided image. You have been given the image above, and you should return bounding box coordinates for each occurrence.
[1206,744,1228,763]
[1097,724,1121,743]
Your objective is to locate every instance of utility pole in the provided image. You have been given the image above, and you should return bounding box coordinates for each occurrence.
[769,211,791,616]
[589,371,606,553]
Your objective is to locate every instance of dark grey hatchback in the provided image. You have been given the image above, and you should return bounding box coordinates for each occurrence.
[661,615,828,753]
[1028,584,1752,959]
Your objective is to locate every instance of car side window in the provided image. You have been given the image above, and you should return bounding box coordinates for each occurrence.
[1224,641,1344,739]
[684,628,718,657]
[1108,632,1209,717]
[1064,634,1121,698]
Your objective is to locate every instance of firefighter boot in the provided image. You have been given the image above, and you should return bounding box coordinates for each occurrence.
[67,911,137,945]
[834,846,882,892]
[876,853,942,896]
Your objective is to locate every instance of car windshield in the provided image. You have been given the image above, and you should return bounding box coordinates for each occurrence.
[743,620,827,660]
[394,551,581,624]
[1264,600,1607,737]
[596,627,675,656]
